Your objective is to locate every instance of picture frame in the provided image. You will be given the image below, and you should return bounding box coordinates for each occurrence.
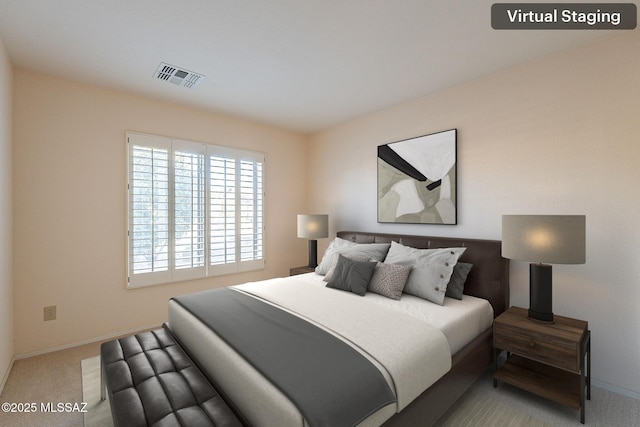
[377,129,457,224]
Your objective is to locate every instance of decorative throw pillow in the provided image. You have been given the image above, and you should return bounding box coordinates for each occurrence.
[316,239,391,276]
[368,262,412,300]
[324,253,371,282]
[326,254,377,296]
[383,241,466,305]
[445,262,473,300]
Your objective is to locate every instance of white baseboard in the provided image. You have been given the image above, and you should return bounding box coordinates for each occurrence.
[592,379,640,400]
[0,355,15,396]
[14,323,163,360]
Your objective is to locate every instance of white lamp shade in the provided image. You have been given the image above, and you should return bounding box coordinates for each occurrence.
[297,214,329,239]
[502,215,586,264]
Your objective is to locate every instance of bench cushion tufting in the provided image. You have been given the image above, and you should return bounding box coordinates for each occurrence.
[101,326,242,427]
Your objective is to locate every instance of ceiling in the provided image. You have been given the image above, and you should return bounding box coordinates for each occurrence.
[0,0,613,133]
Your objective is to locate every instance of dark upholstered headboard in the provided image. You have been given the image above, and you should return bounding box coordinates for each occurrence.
[337,231,510,317]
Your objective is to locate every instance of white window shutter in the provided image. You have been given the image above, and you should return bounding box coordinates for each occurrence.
[238,158,264,271]
[172,140,207,282]
[128,133,171,287]
[209,154,237,275]
[127,132,265,287]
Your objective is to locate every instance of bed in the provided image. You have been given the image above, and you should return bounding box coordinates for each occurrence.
[167,231,509,427]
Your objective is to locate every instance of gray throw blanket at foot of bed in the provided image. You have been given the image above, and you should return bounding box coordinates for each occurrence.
[172,288,396,427]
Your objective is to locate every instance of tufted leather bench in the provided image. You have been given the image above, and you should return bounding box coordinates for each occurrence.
[100,326,243,427]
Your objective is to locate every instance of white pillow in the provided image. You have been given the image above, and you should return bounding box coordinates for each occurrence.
[383,241,466,305]
[316,238,391,275]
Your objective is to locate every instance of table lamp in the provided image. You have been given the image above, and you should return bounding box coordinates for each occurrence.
[502,215,586,323]
[297,214,329,268]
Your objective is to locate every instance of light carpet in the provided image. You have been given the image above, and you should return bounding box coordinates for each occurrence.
[435,390,549,426]
[81,356,113,427]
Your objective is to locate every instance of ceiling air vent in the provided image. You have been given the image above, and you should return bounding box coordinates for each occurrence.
[154,62,204,88]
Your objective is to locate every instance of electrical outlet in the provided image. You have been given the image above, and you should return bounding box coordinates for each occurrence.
[44,305,56,321]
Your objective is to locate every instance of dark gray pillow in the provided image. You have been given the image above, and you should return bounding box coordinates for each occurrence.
[445,262,473,300]
[323,253,371,282]
[326,254,377,296]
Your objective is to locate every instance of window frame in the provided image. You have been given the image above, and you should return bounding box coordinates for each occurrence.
[126,131,265,289]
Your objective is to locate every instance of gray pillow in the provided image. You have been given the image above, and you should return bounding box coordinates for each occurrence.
[316,239,391,276]
[326,254,377,296]
[384,241,466,305]
[368,262,412,300]
[323,253,371,282]
[445,262,473,300]
[315,237,358,275]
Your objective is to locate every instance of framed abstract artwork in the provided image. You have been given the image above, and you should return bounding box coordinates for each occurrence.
[378,129,457,224]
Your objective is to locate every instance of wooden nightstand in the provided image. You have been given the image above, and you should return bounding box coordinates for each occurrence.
[289,266,315,276]
[493,306,591,424]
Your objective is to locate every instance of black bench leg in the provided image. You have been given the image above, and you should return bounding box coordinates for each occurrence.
[100,356,106,401]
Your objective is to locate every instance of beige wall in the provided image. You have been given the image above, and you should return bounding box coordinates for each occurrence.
[0,38,13,392]
[12,69,309,355]
[309,32,640,396]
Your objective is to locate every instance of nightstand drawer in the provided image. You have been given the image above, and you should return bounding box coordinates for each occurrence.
[493,307,587,373]
[494,322,581,372]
